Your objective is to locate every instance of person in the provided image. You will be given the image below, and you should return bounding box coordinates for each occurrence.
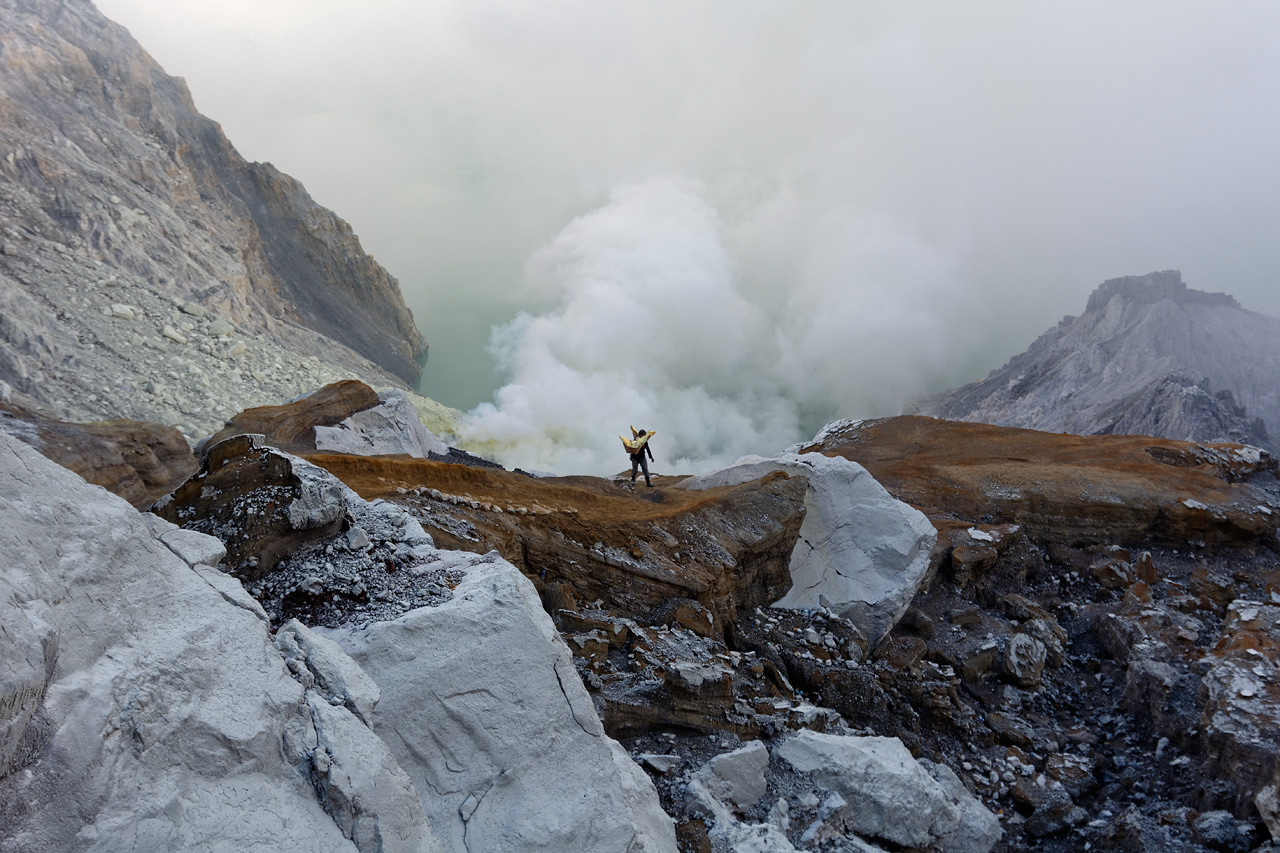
[621,426,655,487]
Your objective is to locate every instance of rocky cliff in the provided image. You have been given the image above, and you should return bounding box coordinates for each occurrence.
[909,270,1280,449]
[0,0,428,437]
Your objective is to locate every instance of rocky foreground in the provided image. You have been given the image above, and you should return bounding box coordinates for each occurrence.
[7,383,1280,852]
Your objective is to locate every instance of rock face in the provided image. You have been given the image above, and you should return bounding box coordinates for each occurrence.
[0,399,195,507]
[678,452,937,644]
[0,0,427,435]
[1,427,678,853]
[0,429,367,851]
[909,271,1279,449]
[324,560,678,853]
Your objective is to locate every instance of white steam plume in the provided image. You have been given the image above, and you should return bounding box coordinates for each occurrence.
[460,178,981,475]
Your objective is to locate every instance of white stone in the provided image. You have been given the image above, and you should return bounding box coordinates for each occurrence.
[640,753,681,774]
[307,694,442,853]
[108,303,136,320]
[276,620,380,726]
[192,563,269,624]
[158,527,227,567]
[314,389,449,459]
[775,730,998,851]
[691,741,770,813]
[679,452,936,642]
[0,431,359,851]
[323,559,678,853]
[1257,782,1280,840]
[0,599,55,779]
[921,761,1005,853]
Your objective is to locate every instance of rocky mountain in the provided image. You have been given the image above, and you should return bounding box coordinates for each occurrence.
[0,0,430,438]
[909,270,1280,449]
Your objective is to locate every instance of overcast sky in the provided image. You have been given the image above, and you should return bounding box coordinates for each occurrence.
[94,0,1280,473]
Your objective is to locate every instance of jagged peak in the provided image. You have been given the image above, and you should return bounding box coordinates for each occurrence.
[1084,269,1239,314]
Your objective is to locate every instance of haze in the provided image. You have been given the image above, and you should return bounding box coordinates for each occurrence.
[93,0,1280,474]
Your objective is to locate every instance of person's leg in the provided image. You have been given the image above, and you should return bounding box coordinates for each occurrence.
[631,455,639,482]
[641,455,651,486]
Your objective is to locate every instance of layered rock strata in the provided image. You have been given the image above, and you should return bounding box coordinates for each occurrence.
[0,398,195,507]
[309,452,809,633]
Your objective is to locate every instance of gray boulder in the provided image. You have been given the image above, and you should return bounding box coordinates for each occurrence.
[774,730,999,851]
[323,559,679,853]
[314,389,449,458]
[678,452,936,643]
[0,430,363,852]
[690,741,770,813]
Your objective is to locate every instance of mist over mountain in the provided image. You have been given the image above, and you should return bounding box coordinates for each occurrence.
[91,0,1280,438]
[0,0,429,437]
[908,270,1280,449]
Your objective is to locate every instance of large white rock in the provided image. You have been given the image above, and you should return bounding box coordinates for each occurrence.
[774,730,999,852]
[0,431,387,852]
[690,741,770,813]
[323,558,679,853]
[314,389,449,458]
[678,452,936,643]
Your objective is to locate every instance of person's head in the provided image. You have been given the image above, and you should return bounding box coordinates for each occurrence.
[638,430,647,436]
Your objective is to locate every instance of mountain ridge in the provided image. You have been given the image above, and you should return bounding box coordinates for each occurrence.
[908,270,1278,449]
[0,0,427,435]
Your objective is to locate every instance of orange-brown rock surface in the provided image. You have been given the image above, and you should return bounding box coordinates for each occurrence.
[308,453,808,633]
[805,416,1278,550]
[0,401,195,507]
[200,380,382,456]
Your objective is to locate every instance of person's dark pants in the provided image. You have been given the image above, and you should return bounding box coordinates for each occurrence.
[630,453,651,486]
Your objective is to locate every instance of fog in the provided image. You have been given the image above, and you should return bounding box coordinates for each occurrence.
[95,0,1280,474]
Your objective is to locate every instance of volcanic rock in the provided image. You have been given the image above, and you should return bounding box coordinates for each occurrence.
[804,416,1280,552]
[1199,600,1280,813]
[322,560,679,853]
[313,389,449,459]
[773,730,1000,850]
[0,0,429,435]
[307,453,809,633]
[909,271,1280,449]
[201,380,450,461]
[678,452,937,643]
[153,434,350,580]
[0,428,372,850]
[689,741,770,813]
[0,399,195,507]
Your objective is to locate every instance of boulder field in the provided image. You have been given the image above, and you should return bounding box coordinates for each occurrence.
[8,386,1280,851]
[0,429,677,853]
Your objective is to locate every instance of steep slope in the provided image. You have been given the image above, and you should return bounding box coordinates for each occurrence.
[0,0,427,435]
[908,270,1279,448]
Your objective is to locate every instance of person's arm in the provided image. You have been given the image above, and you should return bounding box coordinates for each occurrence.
[646,444,654,461]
